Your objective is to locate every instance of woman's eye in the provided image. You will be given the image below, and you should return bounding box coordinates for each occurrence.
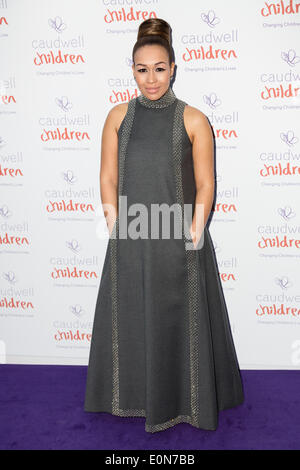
[137,68,166,73]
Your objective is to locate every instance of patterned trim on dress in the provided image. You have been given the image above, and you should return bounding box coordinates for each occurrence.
[110,96,201,433]
[171,99,200,428]
[137,86,177,109]
[113,409,197,433]
[110,97,136,414]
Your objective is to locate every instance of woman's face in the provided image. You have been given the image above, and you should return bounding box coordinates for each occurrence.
[132,44,175,100]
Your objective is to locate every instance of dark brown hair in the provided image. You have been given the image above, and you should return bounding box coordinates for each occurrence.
[132,18,174,66]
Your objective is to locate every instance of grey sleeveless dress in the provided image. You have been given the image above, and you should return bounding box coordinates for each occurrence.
[84,86,244,433]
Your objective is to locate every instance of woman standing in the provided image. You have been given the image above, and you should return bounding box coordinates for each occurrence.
[84,18,244,433]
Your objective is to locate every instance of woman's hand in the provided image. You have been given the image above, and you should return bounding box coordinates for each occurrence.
[108,215,118,238]
[189,224,199,249]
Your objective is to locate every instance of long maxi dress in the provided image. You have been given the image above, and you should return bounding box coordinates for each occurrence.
[84,86,244,433]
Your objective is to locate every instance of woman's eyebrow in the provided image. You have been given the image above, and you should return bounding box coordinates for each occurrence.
[135,61,167,66]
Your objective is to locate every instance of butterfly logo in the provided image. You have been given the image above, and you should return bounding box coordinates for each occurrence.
[3,271,17,284]
[201,10,220,28]
[280,130,298,147]
[203,92,222,109]
[65,239,81,253]
[0,205,12,218]
[70,304,85,318]
[55,96,73,112]
[62,170,77,184]
[275,276,292,290]
[281,49,300,67]
[48,16,67,33]
[277,206,296,221]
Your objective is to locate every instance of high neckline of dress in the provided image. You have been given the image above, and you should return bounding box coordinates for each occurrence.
[137,86,177,109]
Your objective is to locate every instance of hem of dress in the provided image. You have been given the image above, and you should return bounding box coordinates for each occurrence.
[84,408,220,433]
[84,394,244,433]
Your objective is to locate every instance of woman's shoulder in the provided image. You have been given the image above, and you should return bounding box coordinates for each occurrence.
[183,104,211,144]
[183,103,208,124]
[107,102,129,134]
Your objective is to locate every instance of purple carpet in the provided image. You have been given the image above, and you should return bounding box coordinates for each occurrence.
[0,364,299,450]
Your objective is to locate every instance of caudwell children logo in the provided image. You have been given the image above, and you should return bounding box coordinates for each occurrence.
[181,9,238,65]
[50,238,99,281]
[39,95,91,144]
[0,135,24,180]
[45,170,95,217]
[0,205,30,249]
[259,129,300,178]
[1,270,34,316]
[203,91,239,145]
[260,48,300,102]
[32,16,85,67]
[257,205,300,250]
[256,275,300,321]
[53,304,92,346]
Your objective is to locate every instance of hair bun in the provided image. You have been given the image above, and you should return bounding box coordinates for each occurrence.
[137,18,171,45]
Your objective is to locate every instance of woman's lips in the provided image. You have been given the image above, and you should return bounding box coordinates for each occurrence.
[146,88,159,94]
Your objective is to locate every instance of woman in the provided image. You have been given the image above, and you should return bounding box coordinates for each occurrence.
[84,18,244,433]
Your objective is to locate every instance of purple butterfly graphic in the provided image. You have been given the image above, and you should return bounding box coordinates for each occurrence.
[55,96,73,112]
[0,205,12,218]
[62,170,77,184]
[275,276,292,290]
[3,271,17,284]
[48,16,67,33]
[201,10,220,28]
[203,92,222,109]
[70,304,85,317]
[277,206,296,221]
[280,130,298,147]
[65,239,81,253]
[281,49,300,67]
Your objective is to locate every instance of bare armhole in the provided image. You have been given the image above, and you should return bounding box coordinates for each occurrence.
[182,105,193,146]
[116,103,129,136]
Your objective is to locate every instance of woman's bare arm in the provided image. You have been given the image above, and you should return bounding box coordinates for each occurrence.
[100,103,127,235]
[184,106,215,248]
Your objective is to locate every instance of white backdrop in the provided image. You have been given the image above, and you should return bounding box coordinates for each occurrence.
[1,0,300,368]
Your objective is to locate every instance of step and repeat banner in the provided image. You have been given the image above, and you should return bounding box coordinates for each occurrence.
[1,0,300,368]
